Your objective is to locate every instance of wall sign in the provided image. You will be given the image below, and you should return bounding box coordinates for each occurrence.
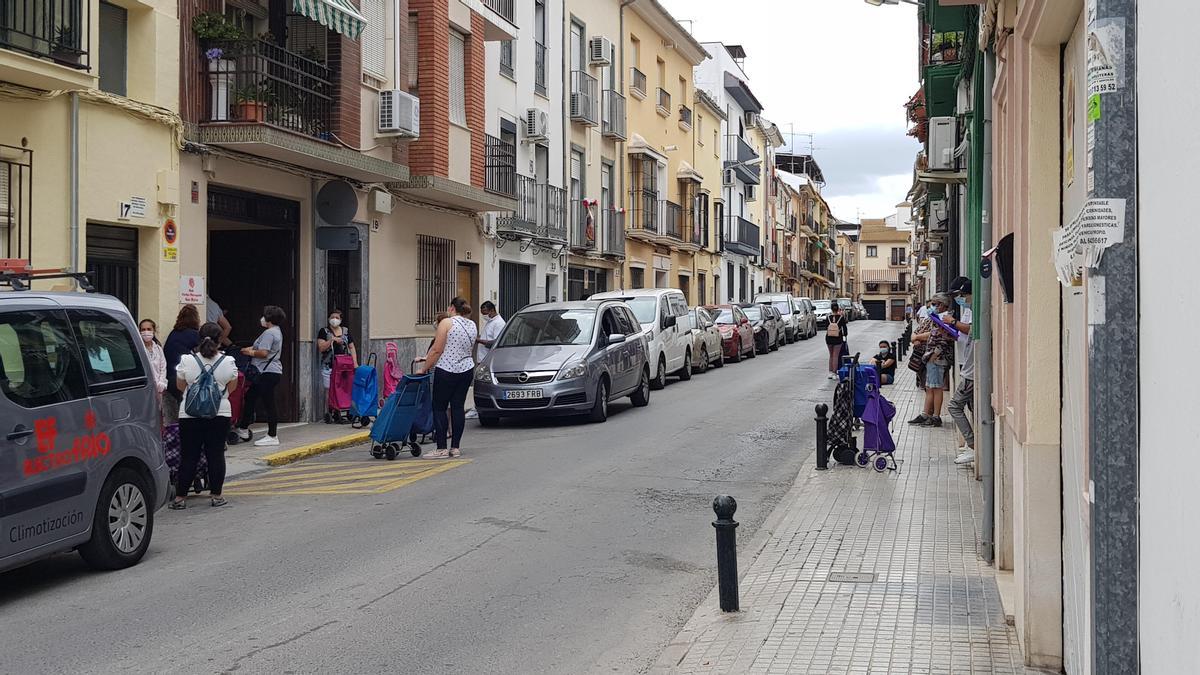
[179,275,205,304]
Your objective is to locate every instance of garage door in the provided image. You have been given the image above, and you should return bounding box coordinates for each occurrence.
[863,300,886,320]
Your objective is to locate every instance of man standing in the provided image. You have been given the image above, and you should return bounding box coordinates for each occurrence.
[945,277,976,465]
[476,301,506,362]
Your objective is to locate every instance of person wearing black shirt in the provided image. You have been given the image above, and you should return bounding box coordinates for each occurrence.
[872,340,896,384]
[825,304,849,379]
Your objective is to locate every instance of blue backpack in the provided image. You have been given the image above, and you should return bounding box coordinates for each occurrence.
[184,354,228,419]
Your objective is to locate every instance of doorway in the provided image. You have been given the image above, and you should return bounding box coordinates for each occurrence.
[325,247,365,349]
[499,261,531,318]
[206,186,301,422]
[457,262,479,312]
[86,223,139,315]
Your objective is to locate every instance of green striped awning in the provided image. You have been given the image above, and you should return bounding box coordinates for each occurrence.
[292,0,366,40]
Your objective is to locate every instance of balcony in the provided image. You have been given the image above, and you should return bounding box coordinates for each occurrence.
[601,209,625,258]
[722,215,759,257]
[601,89,626,140]
[678,104,692,130]
[663,201,683,241]
[201,39,332,134]
[630,67,647,99]
[628,189,659,238]
[656,87,671,117]
[484,134,517,198]
[534,41,547,96]
[482,0,514,24]
[570,200,594,251]
[570,70,598,126]
[724,134,760,185]
[0,0,91,88]
[538,185,567,244]
[473,0,517,40]
[789,261,800,280]
[498,176,566,244]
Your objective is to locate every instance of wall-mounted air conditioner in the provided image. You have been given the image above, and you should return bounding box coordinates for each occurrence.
[744,111,759,128]
[928,199,948,231]
[378,89,420,137]
[589,36,613,65]
[928,116,957,170]
[525,108,550,141]
[723,169,734,186]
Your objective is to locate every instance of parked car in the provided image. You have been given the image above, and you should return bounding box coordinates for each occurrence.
[473,300,651,425]
[853,302,868,320]
[812,299,833,328]
[836,298,855,321]
[754,293,802,344]
[795,297,818,339]
[687,307,724,372]
[739,303,781,354]
[590,288,692,389]
[706,304,755,362]
[0,287,171,574]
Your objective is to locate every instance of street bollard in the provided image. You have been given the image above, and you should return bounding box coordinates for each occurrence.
[815,403,830,470]
[712,495,739,612]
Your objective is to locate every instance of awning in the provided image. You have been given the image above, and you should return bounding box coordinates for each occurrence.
[293,0,366,40]
[917,169,967,185]
[627,133,667,163]
[861,269,901,283]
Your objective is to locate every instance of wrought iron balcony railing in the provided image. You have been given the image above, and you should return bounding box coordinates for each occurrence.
[484,134,517,198]
[722,215,759,257]
[602,209,625,257]
[663,201,683,241]
[628,189,659,235]
[200,39,332,138]
[630,68,647,98]
[601,89,626,140]
[570,70,598,125]
[0,0,89,69]
[534,41,547,96]
[482,0,514,24]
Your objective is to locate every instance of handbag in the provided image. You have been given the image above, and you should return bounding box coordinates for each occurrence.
[246,351,277,386]
[907,342,929,373]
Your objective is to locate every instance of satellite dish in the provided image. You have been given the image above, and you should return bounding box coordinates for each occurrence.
[316,180,358,226]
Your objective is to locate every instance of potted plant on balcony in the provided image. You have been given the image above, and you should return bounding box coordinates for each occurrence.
[50,25,81,65]
[193,13,245,122]
[233,83,272,123]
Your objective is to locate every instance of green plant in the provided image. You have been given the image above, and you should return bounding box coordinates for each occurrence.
[192,12,246,41]
[233,82,274,104]
[52,24,78,51]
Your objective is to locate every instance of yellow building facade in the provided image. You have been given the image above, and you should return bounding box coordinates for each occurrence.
[690,88,725,306]
[621,0,706,301]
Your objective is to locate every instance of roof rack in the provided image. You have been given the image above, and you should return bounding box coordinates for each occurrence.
[0,260,95,292]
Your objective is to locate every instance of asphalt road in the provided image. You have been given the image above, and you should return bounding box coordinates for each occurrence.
[0,321,900,675]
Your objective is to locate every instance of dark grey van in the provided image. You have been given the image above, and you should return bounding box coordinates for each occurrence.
[0,291,169,572]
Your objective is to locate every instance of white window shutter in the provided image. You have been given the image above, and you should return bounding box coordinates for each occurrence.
[407,15,419,89]
[361,0,386,78]
[449,29,466,125]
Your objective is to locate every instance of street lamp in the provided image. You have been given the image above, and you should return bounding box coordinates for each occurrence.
[864,0,919,6]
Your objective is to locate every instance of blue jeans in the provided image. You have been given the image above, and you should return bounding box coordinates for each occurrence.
[925,362,946,389]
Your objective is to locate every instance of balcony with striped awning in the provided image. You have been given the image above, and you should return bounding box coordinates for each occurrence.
[291,0,366,39]
[860,269,902,284]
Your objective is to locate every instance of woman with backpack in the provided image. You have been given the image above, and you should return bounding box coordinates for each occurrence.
[235,305,286,447]
[825,304,849,380]
[170,322,238,509]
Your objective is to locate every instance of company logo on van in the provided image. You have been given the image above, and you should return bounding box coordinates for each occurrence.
[23,411,112,477]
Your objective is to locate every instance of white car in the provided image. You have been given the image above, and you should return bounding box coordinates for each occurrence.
[591,288,692,389]
[688,307,724,372]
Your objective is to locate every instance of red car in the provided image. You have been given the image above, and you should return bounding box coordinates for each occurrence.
[705,304,756,362]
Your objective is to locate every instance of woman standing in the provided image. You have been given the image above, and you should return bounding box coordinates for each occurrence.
[139,319,168,400]
[825,304,849,380]
[163,305,202,424]
[417,298,477,458]
[317,308,357,423]
[236,305,286,447]
[909,294,955,427]
[170,322,238,509]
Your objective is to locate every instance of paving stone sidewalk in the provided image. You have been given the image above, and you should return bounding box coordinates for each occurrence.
[654,365,1032,674]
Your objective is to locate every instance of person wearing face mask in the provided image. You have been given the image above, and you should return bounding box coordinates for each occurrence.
[235,305,286,446]
[139,319,168,399]
[945,276,976,465]
[317,308,357,423]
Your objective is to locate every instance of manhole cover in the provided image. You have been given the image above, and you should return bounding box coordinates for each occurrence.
[827,571,876,583]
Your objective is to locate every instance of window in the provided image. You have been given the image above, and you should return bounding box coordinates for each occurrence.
[745,184,756,202]
[890,247,906,266]
[630,35,640,67]
[0,311,89,408]
[696,114,703,143]
[98,2,127,96]
[866,283,879,293]
[678,75,687,105]
[70,309,145,389]
[569,21,584,71]
[630,267,645,289]
[726,261,734,300]
[534,0,546,93]
[448,29,467,125]
[678,276,690,305]
[407,15,419,89]
[361,0,387,78]
[500,40,514,78]
[417,234,456,324]
[698,272,707,306]
[866,246,878,257]
[656,58,665,90]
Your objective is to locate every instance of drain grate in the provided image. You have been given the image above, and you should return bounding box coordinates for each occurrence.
[827,571,876,583]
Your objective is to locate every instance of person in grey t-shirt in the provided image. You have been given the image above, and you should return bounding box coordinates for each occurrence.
[236,305,286,447]
[946,277,976,465]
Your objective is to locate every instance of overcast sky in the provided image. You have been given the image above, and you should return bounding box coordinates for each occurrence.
[659,0,921,222]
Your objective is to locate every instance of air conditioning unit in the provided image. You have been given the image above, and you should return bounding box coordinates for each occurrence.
[378,89,420,137]
[570,92,593,122]
[525,108,549,141]
[928,116,957,170]
[589,36,613,65]
[722,169,734,186]
[928,199,948,231]
[928,240,944,253]
[744,111,759,128]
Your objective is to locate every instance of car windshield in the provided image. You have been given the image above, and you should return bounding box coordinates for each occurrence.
[712,309,736,324]
[496,309,596,347]
[813,300,832,311]
[742,306,762,321]
[838,300,851,308]
[623,297,659,325]
[772,301,791,314]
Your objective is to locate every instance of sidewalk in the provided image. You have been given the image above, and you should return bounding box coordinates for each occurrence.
[223,421,370,480]
[654,365,1030,674]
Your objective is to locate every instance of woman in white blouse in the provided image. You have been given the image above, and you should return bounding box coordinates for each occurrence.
[417,298,478,458]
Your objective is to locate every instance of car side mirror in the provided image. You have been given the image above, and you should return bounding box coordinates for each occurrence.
[663,315,677,328]
[607,333,626,346]
[793,309,802,314]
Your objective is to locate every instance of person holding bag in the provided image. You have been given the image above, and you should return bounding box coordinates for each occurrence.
[825,304,849,380]
[908,294,955,427]
[317,308,358,423]
[170,322,238,509]
[235,305,286,447]
[416,299,477,458]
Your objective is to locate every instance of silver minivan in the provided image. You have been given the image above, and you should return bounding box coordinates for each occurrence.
[0,289,170,573]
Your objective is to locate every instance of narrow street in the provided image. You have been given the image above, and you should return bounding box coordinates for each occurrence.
[0,321,900,675]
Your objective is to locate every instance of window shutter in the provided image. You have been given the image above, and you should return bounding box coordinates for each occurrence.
[98,2,127,96]
[287,17,327,62]
[361,0,386,78]
[448,29,466,125]
[407,15,419,89]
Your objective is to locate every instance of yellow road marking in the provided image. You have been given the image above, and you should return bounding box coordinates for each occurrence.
[223,459,471,495]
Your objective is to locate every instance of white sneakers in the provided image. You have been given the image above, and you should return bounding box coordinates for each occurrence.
[464,409,479,419]
[954,448,974,465]
[254,435,280,447]
[236,428,252,442]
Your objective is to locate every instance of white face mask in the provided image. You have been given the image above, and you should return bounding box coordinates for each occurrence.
[140,330,155,343]
[329,318,341,328]
[260,317,268,328]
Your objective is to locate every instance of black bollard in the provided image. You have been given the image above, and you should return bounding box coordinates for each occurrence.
[712,495,739,612]
[815,403,830,470]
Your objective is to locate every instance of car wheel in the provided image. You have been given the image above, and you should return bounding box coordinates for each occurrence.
[731,340,743,363]
[651,356,667,390]
[714,347,725,368]
[630,368,651,407]
[588,378,609,423]
[771,334,780,351]
[478,415,500,428]
[78,467,153,571]
[698,345,710,373]
[678,350,693,380]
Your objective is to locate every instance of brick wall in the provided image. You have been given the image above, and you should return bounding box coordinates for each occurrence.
[179,0,224,123]
[408,0,450,177]
[328,19,362,149]
[467,11,485,189]
[392,0,411,167]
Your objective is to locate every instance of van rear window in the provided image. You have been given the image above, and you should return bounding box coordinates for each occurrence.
[0,311,90,408]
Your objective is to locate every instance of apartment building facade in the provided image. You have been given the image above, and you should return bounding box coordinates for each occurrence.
[689,87,726,307]
[856,218,908,321]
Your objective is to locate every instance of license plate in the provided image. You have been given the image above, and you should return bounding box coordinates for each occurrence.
[504,389,543,400]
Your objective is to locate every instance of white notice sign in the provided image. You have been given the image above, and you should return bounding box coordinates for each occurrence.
[129,196,147,219]
[1050,198,1127,287]
[179,275,205,305]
